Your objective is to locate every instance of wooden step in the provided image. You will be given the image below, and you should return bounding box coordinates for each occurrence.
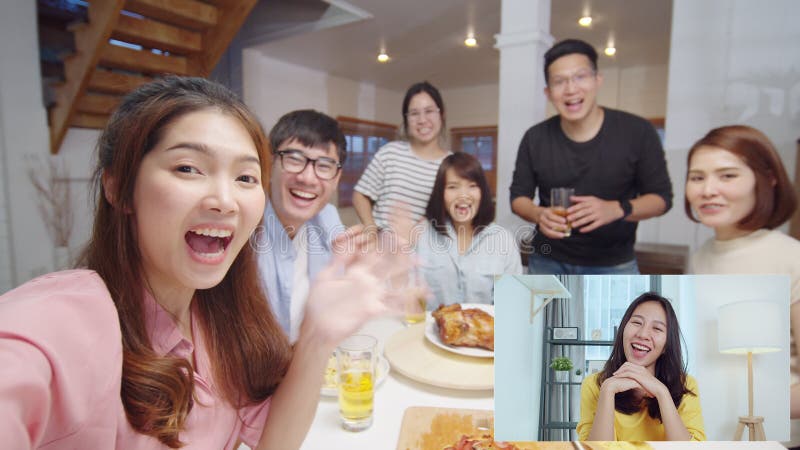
[49,0,126,153]
[187,0,258,75]
[113,13,202,54]
[124,0,218,30]
[72,112,110,129]
[77,92,122,115]
[88,69,153,95]
[99,42,189,75]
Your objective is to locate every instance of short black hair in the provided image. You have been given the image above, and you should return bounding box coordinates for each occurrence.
[544,39,598,84]
[401,81,446,137]
[268,109,347,164]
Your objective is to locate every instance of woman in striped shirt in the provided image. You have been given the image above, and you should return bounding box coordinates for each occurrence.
[352,81,450,230]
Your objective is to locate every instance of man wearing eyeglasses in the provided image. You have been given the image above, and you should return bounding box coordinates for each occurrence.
[257,109,346,341]
[510,38,673,275]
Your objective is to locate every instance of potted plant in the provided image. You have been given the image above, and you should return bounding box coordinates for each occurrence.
[573,368,583,383]
[550,356,573,383]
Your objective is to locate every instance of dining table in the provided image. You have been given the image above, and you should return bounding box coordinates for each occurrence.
[299,315,494,449]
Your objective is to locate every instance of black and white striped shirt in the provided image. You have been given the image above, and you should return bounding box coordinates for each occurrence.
[354,141,448,229]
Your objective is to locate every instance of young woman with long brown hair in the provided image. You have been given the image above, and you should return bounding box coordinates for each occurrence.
[0,77,411,449]
[577,292,705,441]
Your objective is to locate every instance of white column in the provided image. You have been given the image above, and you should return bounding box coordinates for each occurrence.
[494,0,553,241]
[0,1,53,287]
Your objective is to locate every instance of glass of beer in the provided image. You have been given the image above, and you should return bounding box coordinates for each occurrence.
[402,267,426,325]
[336,334,377,431]
[550,187,575,237]
[388,265,427,326]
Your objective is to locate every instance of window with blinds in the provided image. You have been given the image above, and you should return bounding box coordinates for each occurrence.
[336,116,398,208]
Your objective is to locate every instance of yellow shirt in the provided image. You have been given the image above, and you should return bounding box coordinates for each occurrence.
[576,372,706,441]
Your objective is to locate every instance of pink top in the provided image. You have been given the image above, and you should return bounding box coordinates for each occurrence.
[0,270,271,449]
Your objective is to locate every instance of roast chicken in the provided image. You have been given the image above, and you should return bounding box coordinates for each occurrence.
[432,304,494,351]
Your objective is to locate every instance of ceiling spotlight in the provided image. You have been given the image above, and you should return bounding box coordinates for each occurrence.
[604,46,616,56]
[464,34,477,47]
[578,16,592,27]
[377,51,389,63]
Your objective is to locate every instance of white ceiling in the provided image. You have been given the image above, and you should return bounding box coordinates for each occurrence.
[241,0,672,91]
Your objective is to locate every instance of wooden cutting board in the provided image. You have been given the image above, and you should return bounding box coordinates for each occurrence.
[395,407,577,450]
[396,406,494,450]
[384,324,493,390]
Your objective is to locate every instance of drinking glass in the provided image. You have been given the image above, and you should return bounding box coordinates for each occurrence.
[550,187,575,237]
[336,334,377,431]
[388,266,427,326]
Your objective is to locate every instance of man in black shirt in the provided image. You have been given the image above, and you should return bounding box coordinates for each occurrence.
[510,39,672,274]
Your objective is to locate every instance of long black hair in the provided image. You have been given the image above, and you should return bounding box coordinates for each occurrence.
[596,292,694,421]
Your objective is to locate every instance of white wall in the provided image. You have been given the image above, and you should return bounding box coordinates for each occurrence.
[243,50,403,133]
[0,1,56,291]
[0,93,11,293]
[243,50,329,131]
[494,275,544,441]
[58,129,101,255]
[644,0,800,248]
[441,83,500,129]
[691,275,790,441]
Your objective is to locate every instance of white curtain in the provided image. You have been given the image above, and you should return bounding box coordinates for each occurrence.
[541,275,584,440]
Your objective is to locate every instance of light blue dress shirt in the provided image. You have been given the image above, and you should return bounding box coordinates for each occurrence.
[256,202,344,334]
[415,221,523,309]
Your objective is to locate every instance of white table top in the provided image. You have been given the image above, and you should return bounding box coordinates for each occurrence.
[299,316,494,449]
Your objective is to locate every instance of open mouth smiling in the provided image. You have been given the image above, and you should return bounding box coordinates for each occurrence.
[290,189,317,200]
[185,228,233,259]
[631,343,651,353]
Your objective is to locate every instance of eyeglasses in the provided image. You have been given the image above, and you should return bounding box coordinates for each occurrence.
[406,107,440,121]
[548,69,596,91]
[276,150,341,180]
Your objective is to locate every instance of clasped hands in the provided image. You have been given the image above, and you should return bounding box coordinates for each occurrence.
[600,362,668,399]
[539,195,624,239]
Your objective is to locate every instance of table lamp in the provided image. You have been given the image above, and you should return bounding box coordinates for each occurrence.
[718,300,782,441]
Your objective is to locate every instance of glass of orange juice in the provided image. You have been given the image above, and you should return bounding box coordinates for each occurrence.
[336,334,377,431]
[550,187,575,237]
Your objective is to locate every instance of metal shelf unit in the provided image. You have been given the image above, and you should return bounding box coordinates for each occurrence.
[538,329,614,441]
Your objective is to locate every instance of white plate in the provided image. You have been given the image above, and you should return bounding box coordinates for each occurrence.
[424,303,494,358]
[320,355,390,397]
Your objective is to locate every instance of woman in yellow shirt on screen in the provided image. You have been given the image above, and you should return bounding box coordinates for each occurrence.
[577,292,705,441]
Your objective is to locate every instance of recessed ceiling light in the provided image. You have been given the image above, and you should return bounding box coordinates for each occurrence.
[604,46,616,56]
[464,35,477,47]
[377,51,389,63]
[578,16,592,27]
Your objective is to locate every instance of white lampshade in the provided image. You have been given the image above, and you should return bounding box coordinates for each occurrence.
[718,300,782,354]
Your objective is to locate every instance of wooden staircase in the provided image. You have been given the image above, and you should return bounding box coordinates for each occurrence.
[40,0,257,154]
